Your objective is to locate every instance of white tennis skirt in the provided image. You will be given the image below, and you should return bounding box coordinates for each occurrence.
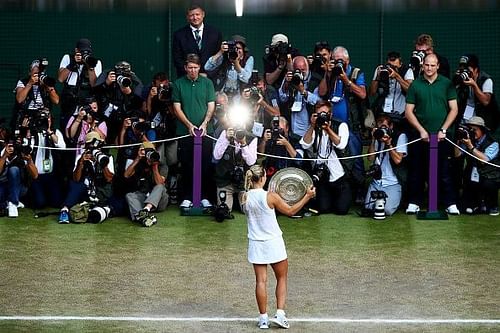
[248,236,287,264]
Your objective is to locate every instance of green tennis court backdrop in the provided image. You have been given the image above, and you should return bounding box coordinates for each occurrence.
[0,6,499,123]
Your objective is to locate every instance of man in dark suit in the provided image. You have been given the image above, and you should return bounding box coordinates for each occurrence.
[172,4,222,79]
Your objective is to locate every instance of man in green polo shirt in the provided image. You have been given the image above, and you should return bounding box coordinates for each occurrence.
[405,53,460,215]
[172,53,216,209]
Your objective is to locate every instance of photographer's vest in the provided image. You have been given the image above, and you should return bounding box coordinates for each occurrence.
[344,67,368,133]
[467,134,500,183]
[371,65,409,116]
[61,65,93,114]
[11,78,52,129]
[213,135,252,188]
[457,72,499,131]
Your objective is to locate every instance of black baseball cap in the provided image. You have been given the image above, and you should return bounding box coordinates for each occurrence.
[387,51,401,60]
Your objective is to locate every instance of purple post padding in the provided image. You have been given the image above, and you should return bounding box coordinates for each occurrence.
[192,129,202,207]
[428,134,439,212]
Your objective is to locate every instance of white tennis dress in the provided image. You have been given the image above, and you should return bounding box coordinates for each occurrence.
[245,188,287,264]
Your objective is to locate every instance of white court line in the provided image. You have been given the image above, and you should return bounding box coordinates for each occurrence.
[0,316,499,324]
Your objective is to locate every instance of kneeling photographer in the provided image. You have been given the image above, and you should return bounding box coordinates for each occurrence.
[300,101,351,215]
[58,132,114,224]
[364,114,408,217]
[213,123,258,217]
[453,116,500,215]
[124,142,168,227]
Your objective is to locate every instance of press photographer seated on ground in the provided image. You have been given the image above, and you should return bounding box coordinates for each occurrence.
[453,116,500,216]
[58,132,114,224]
[299,101,351,215]
[212,120,258,214]
[0,137,38,218]
[124,141,168,227]
[364,114,408,216]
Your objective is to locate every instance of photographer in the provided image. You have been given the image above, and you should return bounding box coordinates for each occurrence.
[412,34,450,78]
[13,59,59,129]
[58,38,102,130]
[0,139,38,217]
[453,117,500,216]
[263,34,300,90]
[278,56,320,137]
[369,51,414,119]
[213,125,258,212]
[65,98,107,157]
[300,101,351,214]
[318,46,367,197]
[253,75,280,129]
[364,114,408,216]
[124,142,168,227]
[308,41,332,79]
[258,116,304,179]
[93,61,143,144]
[205,35,254,100]
[25,109,66,210]
[58,132,114,224]
[453,54,499,133]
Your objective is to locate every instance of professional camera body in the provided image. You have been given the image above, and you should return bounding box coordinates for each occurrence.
[85,136,109,168]
[248,86,261,104]
[35,57,56,87]
[31,108,51,133]
[410,50,425,72]
[224,40,239,61]
[131,117,155,133]
[231,165,245,185]
[80,49,98,68]
[366,164,382,180]
[270,116,284,141]
[213,190,234,222]
[157,83,172,101]
[371,190,388,220]
[373,127,393,141]
[114,61,133,88]
[315,111,330,130]
[456,125,476,141]
[264,41,291,61]
[144,147,160,163]
[290,69,304,87]
[453,68,472,86]
[312,163,330,184]
[331,59,345,76]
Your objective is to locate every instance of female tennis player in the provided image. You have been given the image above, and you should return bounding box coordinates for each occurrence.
[242,164,315,329]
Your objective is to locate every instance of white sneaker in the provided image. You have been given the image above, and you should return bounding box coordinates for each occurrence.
[201,199,212,208]
[179,200,193,209]
[17,201,25,208]
[258,316,269,329]
[270,312,290,329]
[446,204,460,215]
[405,203,420,215]
[7,201,18,218]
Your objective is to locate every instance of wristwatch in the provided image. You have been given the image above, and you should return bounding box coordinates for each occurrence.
[439,128,447,134]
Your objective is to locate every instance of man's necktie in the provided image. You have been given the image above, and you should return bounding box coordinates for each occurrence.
[194,29,202,50]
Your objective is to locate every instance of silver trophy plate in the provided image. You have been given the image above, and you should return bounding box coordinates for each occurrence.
[268,167,313,205]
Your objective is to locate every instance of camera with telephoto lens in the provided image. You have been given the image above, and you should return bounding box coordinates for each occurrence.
[31,108,50,132]
[36,58,56,87]
[87,205,112,223]
[264,41,291,60]
[312,163,330,184]
[371,190,388,220]
[144,147,160,163]
[453,68,472,86]
[373,126,393,141]
[248,86,261,104]
[271,116,284,141]
[12,131,32,156]
[330,58,345,76]
[224,40,238,61]
[131,118,155,133]
[158,83,172,101]
[410,50,425,72]
[91,149,110,168]
[214,190,233,222]
[290,69,304,87]
[456,125,475,141]
[81,49,98,68]
[308,54,324,69]
[378,63,396,84]
[315,111,330,130]
[366,164,382,180]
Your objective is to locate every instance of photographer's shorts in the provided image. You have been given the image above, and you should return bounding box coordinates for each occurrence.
[248,236,287,264]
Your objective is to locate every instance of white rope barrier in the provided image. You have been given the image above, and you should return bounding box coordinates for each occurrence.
[445,137,500,168]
